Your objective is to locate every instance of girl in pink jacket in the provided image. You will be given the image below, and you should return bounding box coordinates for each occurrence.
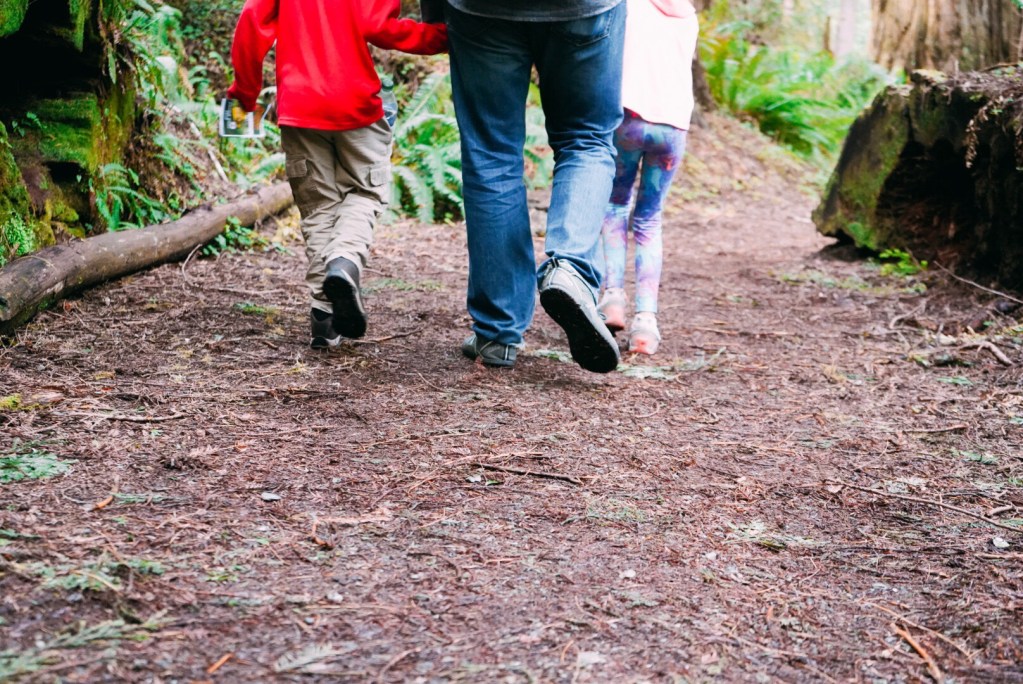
[599,0,699,355]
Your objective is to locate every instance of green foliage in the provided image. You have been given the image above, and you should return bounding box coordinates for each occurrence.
[390,72,463,223]
[0,616,165,680]
[30,556,165,593]
[875,248,927,277]
[700,17,891,160]
[203,215,266,256]
[389,73,553,223]
[117,0,188,105]
[97,0,284,238]
[0,442,75,484]
[0,214,36,267]
[92,163,172,231]
[524,83,554,190]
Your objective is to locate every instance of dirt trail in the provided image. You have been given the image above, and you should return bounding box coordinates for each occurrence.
[2,119,1022,682]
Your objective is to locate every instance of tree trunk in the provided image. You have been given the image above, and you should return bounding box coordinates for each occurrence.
[0,182,293,335]
[871,0,1022,72]
[813,70,1023,288]
[834,0,859,57]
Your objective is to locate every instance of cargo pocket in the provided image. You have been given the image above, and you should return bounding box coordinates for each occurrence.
[369,162,390,187]
[285,157,317,216]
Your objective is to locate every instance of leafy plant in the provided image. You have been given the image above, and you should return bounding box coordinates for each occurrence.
[0,443,75,484]
[31,556,165,593]
[699,16,890,160]
[0,215,38,267]
[92,163,171,231]
[0,616,165,680]
[876,248,927,276]
[390,72,463,223]
[203,215,267,255]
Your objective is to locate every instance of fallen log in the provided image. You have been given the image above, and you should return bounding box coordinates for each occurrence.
[0,182,293,336]
[813,68,1023,289]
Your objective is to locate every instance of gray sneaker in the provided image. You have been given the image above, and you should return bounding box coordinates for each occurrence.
[310,308,341,349]
[462,334,517,368]
[538,258,621,374]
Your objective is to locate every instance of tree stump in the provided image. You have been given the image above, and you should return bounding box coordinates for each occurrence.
[813,68,1023,289]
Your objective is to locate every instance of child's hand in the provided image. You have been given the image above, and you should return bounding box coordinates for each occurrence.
[231,103,249,124]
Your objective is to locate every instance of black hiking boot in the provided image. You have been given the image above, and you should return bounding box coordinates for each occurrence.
[310,308,341,349]
[323,257,367,339]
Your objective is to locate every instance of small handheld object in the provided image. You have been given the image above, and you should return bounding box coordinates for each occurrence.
[219,98,266,138]
[380,77,398,128]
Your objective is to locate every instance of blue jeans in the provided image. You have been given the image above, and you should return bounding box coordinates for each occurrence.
[447,2,626,346]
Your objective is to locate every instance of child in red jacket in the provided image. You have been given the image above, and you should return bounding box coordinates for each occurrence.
[227,0,446,348]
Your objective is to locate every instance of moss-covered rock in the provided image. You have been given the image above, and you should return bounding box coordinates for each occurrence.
[0,0,137,243]
[813,69,1023,288]
[11,91,131,170]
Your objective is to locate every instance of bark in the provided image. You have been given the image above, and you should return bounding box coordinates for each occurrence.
[813,69,1023,288]
[0,182,293,335]
[692,54,717,118]
[871,0,1022,72]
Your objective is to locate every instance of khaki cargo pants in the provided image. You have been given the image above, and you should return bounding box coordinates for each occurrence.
[281,121,392,313]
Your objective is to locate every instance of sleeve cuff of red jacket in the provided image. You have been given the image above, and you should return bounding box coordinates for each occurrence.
[226,85,258,112]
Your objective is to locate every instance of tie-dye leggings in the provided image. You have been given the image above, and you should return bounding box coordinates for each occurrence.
[600,112,688,313]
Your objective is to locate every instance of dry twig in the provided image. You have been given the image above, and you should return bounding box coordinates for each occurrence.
[892,622,944,683]
[933,262,1023,305]
[867,603,975,660]
[478,463,584,486]
[833,481,1023,534]
[206,652,234,675]
[960,340,1014,366]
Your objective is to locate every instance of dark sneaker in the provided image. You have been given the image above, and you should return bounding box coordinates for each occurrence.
[461,334,517,368]
[323,257,367,338]
[538,259,621,374]
[310,308,341,349]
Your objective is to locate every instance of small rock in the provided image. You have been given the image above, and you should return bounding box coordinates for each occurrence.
[619,568,637,580]
[992,536,1010,550]
[260,492,282,502]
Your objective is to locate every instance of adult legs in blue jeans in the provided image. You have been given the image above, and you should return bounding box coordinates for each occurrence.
[447,4,626,349]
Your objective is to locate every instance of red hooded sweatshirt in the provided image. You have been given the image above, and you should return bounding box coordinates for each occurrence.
[227,0,447,131]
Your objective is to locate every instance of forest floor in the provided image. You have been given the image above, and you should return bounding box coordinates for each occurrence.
[1,114,1022,683]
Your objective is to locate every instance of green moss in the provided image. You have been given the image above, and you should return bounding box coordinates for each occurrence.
[0,394,22,411]
[0,0,28,38]
[812,85,911,250]
[13,96,104,168]
[60,0,94,51]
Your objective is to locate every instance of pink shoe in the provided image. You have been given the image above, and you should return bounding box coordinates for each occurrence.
[598,288,627,333]
[628,313,660,355]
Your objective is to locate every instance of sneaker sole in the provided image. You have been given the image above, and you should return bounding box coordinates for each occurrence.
[462,349,516,368]
[628,337,659,355]
[323,272,367,338]
[540,287,620,374]
[311,334,342,350]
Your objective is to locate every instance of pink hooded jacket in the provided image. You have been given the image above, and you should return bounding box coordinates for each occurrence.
[621,0,699,130]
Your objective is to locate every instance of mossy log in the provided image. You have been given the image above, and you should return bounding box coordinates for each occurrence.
[813,69,1023,288]
[0,182,293,336]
